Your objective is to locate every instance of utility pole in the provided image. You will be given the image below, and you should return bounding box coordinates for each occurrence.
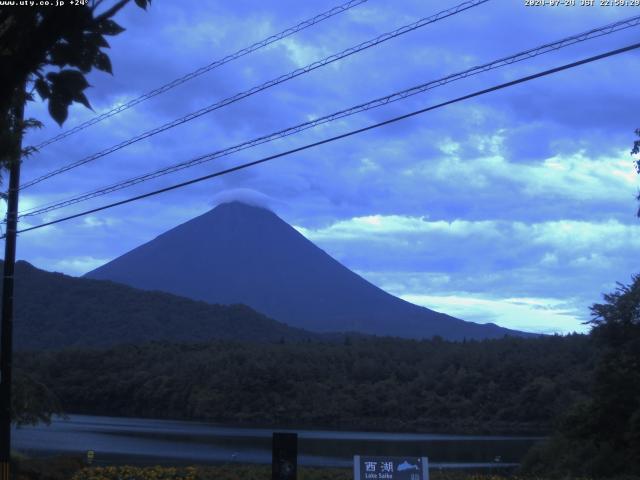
[0,85,24,480]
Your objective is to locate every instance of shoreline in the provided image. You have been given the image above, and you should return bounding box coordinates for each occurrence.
[50,411,550,438]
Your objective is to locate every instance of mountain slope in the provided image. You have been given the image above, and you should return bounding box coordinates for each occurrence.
[2,260,320,350]
[86,202,526,340]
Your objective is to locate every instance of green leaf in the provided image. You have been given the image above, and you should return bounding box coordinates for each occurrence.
[88,32,110,48]
[56,69,89,93]
[97,19,125,36]
[74,91,92,110]
[46,70,92,116]
[75,45,97,73]
[93,51,113,74]
[49,43,73,67]
[45,71,61,89]
[48,98,69,126]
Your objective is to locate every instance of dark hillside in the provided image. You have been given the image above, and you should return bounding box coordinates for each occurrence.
[2,260,320,350]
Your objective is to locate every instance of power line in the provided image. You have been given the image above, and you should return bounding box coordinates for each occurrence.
[10,41,640,239]
[18,13,640,219]
[33,0,369,150]
[19,0,490,190]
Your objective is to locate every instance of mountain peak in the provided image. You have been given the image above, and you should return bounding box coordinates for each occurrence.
[86,204,529,340]
[195,201,281,227]
[212,200,274,213]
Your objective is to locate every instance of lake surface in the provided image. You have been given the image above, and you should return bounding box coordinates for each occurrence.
[13,414,542,468]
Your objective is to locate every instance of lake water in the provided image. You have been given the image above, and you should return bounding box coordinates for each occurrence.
[13,414,542,469]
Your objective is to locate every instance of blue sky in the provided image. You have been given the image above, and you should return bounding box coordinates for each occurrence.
[10,0,640,334]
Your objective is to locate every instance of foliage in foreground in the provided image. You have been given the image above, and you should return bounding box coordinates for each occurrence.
[71,465,198,480]
[1,0,149,430]
[522,275,640,478]
[12,454,84,480]
[11,368,65,426]
[14,457,640,480]
[67,465,545,480]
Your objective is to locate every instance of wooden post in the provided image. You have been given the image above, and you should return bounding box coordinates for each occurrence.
[272,432,297,480]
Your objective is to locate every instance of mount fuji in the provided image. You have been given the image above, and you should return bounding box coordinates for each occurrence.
[86,202,527,340]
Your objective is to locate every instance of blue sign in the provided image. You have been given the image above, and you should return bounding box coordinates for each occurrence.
[354,456,429,480]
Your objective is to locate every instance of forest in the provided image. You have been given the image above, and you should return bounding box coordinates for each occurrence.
[17,334,593,434]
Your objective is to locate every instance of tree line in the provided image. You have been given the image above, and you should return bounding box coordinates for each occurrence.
[17,333,593,435]
[522,275,640,478]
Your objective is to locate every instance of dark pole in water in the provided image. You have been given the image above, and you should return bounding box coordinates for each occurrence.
[0,82,24,480]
